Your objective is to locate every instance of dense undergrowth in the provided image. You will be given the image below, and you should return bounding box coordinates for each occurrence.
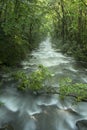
[0,0,49,67]
[13,65,51,92]
[0,27,28,66]
[12,65,87,102]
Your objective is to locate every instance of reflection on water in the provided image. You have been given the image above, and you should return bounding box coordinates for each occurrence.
[0,38,87,130]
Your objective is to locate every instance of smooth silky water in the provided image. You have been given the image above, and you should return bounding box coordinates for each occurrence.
[0,38,87,130]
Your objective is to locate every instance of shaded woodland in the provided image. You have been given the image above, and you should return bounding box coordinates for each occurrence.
[0,0,87,66]
[51,0,87,61]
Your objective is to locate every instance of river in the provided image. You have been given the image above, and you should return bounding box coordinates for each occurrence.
[0,38,87,130]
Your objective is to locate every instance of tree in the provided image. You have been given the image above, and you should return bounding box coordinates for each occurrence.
[51,0,87,62]
[0,0,50,66]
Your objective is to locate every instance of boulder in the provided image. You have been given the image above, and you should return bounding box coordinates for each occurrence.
[76,120,87,130]
[0,124,14,130]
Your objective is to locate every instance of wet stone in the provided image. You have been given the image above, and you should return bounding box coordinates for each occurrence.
[0,124,14,130]
[76,120,87,130]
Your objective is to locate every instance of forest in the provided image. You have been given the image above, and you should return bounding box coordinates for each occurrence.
[0,0,87,67]
[0,1,87,130]
[0,0,49,66]
[51,0,87,62]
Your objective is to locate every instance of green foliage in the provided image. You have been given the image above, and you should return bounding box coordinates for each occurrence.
[59,78,87,102]
[0,31,27,66]
[0,0,51,67]
[51,0,87,62]
[13,67,87,102]
[14,65,52,92]
[0,102,4,107]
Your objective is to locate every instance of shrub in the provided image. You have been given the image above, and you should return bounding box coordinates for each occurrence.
[14,65,52,92]
[0,28,27,66]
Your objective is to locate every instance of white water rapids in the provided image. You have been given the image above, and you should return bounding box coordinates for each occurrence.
[0,38,87,130]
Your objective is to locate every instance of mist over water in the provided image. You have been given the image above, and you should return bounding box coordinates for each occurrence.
[0,38,87,130]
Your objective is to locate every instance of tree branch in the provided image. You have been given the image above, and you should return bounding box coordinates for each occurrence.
[80,0,87,7]
[36,87,87,102]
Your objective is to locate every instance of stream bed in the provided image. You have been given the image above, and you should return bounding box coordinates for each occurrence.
[0,38,87,130]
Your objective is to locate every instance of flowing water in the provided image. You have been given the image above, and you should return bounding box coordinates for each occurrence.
[0,38,87,130]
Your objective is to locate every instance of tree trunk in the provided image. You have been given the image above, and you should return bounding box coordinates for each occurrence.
[77,5,83,46]
[60,0,65,44]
